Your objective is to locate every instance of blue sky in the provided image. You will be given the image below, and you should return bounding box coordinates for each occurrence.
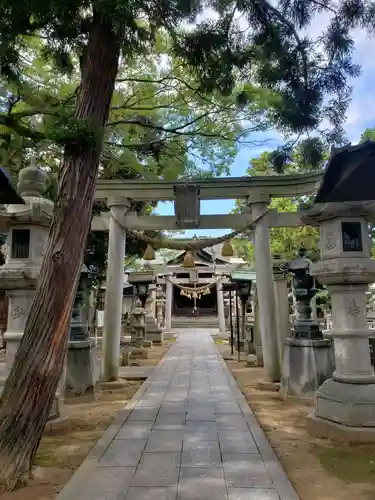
[155,22,375,239]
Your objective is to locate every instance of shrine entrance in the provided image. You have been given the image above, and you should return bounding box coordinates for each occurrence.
[92,172,322,382]
[164,247,230,319]
[172,280,217,317]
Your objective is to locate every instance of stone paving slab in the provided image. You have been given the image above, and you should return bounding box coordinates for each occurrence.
[56,330,300,500]
[119,366,155,379]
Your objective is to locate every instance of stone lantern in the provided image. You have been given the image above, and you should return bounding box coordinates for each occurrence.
[302,141,375,440]
[280,249,334,398]
[128,271,163,344]
[230,271,253,354]
[304,202,375,437]
[0,159,53,375]
[237,282,252,352]
[0,160,63,419]
[155,285,165,327]
[65,264,98,396]
[130,299,146,346]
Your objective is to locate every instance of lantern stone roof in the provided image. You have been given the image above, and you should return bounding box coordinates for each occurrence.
[0,168,24,205]
[0,158,53,230]
[315,140,375,203]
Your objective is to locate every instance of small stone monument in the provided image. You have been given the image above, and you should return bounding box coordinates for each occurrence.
[65,264,98,396]
[280,249,334,398]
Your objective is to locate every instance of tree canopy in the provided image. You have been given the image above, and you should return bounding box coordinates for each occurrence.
[1,0,375,160]
[232,139,328,262]
[0,32,278,282]
[0,32,276,181]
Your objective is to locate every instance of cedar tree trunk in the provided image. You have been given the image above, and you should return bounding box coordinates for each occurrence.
[0,291,8,349]
[0,14,120,490]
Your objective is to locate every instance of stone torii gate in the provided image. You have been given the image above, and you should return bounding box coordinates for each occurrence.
[91,172,323,382]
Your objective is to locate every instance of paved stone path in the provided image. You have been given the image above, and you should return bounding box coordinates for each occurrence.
[57,330,299,500]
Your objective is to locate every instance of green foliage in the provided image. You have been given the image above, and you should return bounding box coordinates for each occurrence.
[268,137,328,174]
[233,196,320,263]
[232,136,328,262]
[360,126,375,142]
[0,27,276,178]
[0,1,373,167]
[176,0,374,142]
[44,116,102,151]
[0,18,278,277]
[234,128,375,264]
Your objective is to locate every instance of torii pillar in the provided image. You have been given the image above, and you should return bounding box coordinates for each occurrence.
[102,198,130,382]
[248,193,280,382]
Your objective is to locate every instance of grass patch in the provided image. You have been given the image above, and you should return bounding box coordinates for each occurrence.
[214,338,228,344]
[164,337,176,342]
[313,445,375,485]
[35,450,60,467]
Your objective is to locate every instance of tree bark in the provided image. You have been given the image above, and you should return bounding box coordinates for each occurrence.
[0,291,8,349]
[0,15,120,490]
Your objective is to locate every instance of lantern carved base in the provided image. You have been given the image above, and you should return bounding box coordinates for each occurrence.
[314,378,375,427]
[306,413,375,444]
[65,339,99,397]
[280,338,334,398]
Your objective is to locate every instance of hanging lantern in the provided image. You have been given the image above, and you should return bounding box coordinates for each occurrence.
[221,239,234,257]
[183,251,195,268]
[143,244,155,260]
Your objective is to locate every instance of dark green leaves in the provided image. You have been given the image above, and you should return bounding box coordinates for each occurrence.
[0,0,374,166]
[298,137,325,169]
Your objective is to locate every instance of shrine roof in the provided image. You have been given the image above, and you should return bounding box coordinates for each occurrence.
[231,269,257,282]
[166,247,228,266]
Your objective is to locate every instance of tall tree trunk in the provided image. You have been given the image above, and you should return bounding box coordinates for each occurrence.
[0,15,120,490]
[0,290,8,349]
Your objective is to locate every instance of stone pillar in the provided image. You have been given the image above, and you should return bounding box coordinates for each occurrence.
[216,275,226,334]
[249,195,280,381]
[4,290,35,377]
[252,285,263,365]
[164,273,173,333]
[156,286,165,327]
[272,258,290,367]
[144,288,163,344]
[102,199,129,382]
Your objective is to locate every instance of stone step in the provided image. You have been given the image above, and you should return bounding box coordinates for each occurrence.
[171,316,219,328]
